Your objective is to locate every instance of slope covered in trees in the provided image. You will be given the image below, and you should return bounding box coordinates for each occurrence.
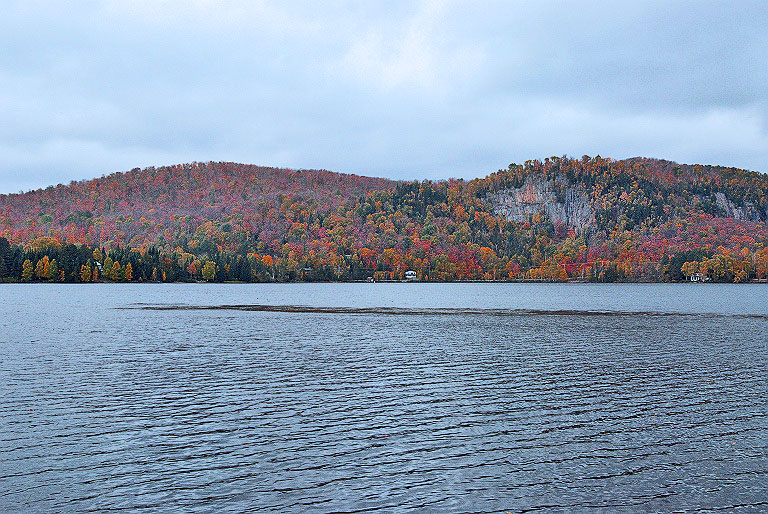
[2,156,768,283]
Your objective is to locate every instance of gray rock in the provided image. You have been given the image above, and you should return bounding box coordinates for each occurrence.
[488,176,594,231]
[714,192,763,221]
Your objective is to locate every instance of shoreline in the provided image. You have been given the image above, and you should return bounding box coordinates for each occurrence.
[3,279,767,285]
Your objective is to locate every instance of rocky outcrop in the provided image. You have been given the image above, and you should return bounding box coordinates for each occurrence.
[487,176,594,231]
[713,192,766,222]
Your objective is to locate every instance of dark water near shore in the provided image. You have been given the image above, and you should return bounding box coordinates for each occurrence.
[1,283,767,512]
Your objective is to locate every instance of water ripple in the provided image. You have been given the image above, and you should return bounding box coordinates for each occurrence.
[1,286,767,512]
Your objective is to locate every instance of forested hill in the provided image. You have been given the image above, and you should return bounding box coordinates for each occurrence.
[2,156,768,283]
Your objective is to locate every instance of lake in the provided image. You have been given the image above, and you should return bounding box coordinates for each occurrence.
[1,283,767,512]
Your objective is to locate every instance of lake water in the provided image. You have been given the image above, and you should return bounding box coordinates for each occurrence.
[1,283,767,512]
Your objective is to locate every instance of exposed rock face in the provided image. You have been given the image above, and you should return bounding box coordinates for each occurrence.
[713,192,766,222]
[487,176,594,231]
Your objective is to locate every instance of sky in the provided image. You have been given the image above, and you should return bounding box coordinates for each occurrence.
[1,1,767,193]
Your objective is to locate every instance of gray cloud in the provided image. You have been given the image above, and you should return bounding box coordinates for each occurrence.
[1,0,766,193]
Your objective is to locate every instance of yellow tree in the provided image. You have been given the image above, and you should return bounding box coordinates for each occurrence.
[479,246,499,279]
[103,256,113,278]
[35,257,47,279]
[22,259,33,281]
[702,256,726,281]
[80,264,92,282]
[124,263,133,281]
[681,261,700,280]
[756,249,768,279]
[109,261,122,281]
[201,261,216,282]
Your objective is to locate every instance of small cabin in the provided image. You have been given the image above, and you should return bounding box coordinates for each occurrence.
[404,270,417,281]
[690,273,705,282]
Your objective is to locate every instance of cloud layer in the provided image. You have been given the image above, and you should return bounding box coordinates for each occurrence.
[1,0,766,192]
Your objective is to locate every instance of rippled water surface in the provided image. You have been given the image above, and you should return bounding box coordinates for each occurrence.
[1,283,767,512]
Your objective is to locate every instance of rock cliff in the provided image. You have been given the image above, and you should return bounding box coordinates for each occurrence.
[713,192,767,222]
[487,176,594,231]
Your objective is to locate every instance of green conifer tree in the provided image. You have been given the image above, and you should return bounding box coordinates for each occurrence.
[48,259,59,281]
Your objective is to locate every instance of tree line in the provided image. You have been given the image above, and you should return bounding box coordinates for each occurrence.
[3,235,768,283]
[2,157,768,283]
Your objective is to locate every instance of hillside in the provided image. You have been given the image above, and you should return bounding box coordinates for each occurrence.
[2,156,768,283]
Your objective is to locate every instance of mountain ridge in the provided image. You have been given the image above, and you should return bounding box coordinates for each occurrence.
[2,156,768,283]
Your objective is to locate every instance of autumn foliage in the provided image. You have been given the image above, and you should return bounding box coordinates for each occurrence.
[1,157,768,283]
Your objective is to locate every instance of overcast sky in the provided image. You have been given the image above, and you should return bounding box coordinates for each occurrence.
[1,1,766,193]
